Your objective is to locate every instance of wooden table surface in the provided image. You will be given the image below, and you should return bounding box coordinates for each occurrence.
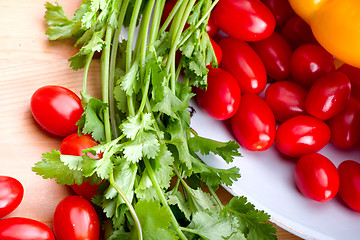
[0,0,302,239]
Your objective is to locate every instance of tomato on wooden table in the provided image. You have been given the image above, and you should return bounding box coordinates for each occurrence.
[0,217,55,240]
[338,160,360,212]
[60,133,103,201]
[219,37,267,94]
[338,63,360,101]
[275,115,331,158]
[295,153,339,202]
[250,32,293,81]
[30,85,83,137]
[264,81,307,122]
[196,68,240,120]
[53,195,100,240]
[290,44,335,89]
[230,94,276,151]
[305,71,351,120]
[212,0,276,41]
[327,98,360,148]
[0,176,24,218]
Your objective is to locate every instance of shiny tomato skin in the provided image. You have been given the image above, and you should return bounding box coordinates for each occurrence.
[212,0,275,41]
[338,160,360,212]
[290,44,335,89]
[0,217,55,240]
[196,68,241,120]
[280,16,318,49]
[30,85,83,137]
[206,15,219,37]
[53,196,100,240]
[250,32,292,81]
[337,63,360,101]
[295,153,339,202]
[219,37,267,94]
[305,71,351,120]
[209,37,223,67]
[275,115,331,158]
[264,81,307,122]
[60,133,102,201]
[230,94,276,151]
[0,176,24,218]
[327,97,360,148]
[261,0,294,26]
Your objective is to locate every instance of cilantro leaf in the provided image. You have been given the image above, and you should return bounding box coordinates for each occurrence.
[224,196,278,240]
[32,149,84,185]
[131,200,179,240]
[188,135,241,164]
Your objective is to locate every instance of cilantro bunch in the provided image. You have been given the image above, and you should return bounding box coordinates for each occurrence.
[33,0,278,239]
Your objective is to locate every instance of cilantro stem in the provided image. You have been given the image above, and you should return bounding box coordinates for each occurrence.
[148,0,166,49]
[143,158,188,240]
[109,0,130,138]
[208,185,224,210]
[158,0,184,37]
[82,51,94,94]
[101,25,115,142]
[109,173,143,240]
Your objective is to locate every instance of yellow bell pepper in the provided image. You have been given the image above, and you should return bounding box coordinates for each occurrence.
[288,0,360,68]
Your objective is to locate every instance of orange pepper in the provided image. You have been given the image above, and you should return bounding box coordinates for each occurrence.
[289,0,360,68]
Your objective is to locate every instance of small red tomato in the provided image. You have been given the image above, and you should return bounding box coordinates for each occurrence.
[0,217,55,240]
[60,133,102,201]
[337,63,360,101]
[30,85,83,137]
[209,37,223,67]
[231,94,276,151]
[53,196,100,240]
[0,176,24,218]
[219,37,267,94]
[295,153,339,202]
[305,71,351,120]
[338,160,360,212]
[250,32,293,81]
[206,15,219,37]
[196,68,241,120]
[212,0,275,41]
[290,44,335,89]
[275,115,331,158]
[261,0,294,26]
[280,16,318,49]
[327,98,360,148]
[264,81,307,122]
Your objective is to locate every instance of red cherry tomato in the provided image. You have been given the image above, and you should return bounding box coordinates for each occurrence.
[196,68,241,120]
[219,37,267,94]
[212,0,275,41]
[0,217,55,240]
[208,37,223,67]
[60,133,102,201]
[295,153,339,202]
[290,44,335,89]
[53,196,100,240]
[0,176,24,218]
[261,0,294,26]
[30,85,83,137]
[338,160,360,212]
[305,71,351,120]
[230,94,276,151]
[280,16,318,49]
[250,32,293,81]
[337,63,360,101]
[264,81,307,122]
[327,98,360,148]
[206,15,219,37]
[275,115,331,158]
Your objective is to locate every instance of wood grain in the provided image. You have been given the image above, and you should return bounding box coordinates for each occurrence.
[0,0,302,239]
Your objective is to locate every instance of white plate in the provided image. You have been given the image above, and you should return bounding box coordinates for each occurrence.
[190,100,360,240]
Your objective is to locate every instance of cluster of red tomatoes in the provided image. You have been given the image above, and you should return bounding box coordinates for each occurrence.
[195,0,360,212]
[0,86,101,239]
